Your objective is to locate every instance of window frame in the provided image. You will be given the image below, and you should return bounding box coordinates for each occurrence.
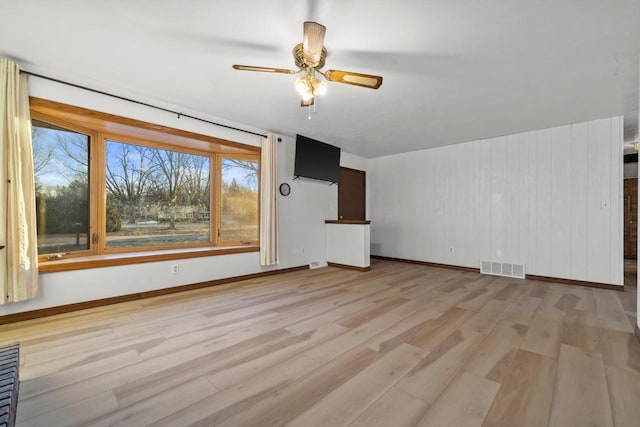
[217,153,261,247]
[31,112,99,260]
[30,98,261,271]
[99,133,218,255]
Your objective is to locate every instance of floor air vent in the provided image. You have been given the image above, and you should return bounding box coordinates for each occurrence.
[309,261,326,269]
[480,260,526,279]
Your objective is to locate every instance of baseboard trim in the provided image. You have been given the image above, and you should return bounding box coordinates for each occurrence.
[0,265,308,325]
[525,274,623,291]
[327,262,370,272]
[371,255,623,291]
[371,255,479,273]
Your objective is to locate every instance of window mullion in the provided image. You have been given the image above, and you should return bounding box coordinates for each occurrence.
[213,154,221,246]
[93,132,106,255]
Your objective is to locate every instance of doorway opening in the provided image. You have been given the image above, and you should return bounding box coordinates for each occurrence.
[338,167,366,221]
[624,177,637,288]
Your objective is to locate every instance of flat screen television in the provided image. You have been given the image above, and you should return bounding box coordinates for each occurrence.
[294,134,341,183]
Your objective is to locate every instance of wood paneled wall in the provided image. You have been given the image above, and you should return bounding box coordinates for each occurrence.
[368,117,623,285]
[624,178,638,259]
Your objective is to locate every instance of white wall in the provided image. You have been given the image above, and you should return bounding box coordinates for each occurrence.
[0,77,366,315]
[278,135,336,266]
[340,151,367,172]
[624,163,638,178]
[368,117,623,286]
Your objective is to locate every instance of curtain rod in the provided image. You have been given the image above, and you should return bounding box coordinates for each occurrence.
[19,70,268,139]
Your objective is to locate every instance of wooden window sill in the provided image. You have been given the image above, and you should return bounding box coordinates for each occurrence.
[38,245,259,273]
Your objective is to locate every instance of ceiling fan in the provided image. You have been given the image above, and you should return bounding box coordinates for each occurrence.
[232,22,383,107]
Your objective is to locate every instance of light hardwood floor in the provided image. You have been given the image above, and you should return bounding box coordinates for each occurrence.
[2,259,639,426]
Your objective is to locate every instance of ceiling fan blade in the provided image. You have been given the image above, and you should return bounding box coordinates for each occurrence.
[300,97,315,107]
[324,70,383,89]
[232,65,297,74]
[303,21,326,65]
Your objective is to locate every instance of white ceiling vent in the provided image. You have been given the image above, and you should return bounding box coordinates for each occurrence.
[481,260,526,279]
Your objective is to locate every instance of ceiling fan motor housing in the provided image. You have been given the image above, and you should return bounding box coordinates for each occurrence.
[293,43,327,70]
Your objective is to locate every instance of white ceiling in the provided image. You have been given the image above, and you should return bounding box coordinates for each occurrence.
[1,0,639,158]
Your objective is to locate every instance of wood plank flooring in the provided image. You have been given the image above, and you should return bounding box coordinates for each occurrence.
[1,259,638,426]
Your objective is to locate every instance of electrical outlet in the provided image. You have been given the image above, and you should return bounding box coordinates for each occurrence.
[171,264,179,274]
[449,247,455,253]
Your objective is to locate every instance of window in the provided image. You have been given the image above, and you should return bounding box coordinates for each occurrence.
[30,98,260,268]
[32,119,92,255]
[104,139,211,249]
[220,157,259,244]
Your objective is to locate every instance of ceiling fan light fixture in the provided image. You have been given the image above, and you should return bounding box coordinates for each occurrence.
[294,71,327,101]
[294,77,308,95]
[300,90,314,102]
[313,80,327,96]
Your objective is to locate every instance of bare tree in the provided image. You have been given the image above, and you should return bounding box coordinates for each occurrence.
[222,159,258,190]
[56,132,90,183]
[151,149,187,228]
[181,155,210,208]
[105,142,158,222]
[105,144,210,227]
[31,127,55,179]
[30,125,89,185]
[106,143,156,202]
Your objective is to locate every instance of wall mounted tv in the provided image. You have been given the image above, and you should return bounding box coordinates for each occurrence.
[294,134,341,183]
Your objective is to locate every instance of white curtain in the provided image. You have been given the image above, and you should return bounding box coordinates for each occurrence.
[0,58,39,303]
[260,133,278,265]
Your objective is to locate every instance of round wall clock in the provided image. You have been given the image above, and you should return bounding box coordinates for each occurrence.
[279,182,291,196]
